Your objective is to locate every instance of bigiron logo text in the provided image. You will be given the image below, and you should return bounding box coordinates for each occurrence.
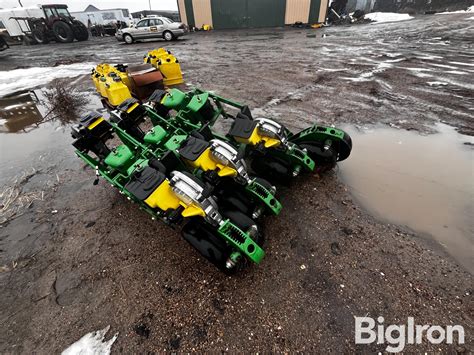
[355,316,465,352]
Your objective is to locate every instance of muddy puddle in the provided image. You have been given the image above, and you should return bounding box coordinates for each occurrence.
[0,89,103,182]
[338,123,473,274]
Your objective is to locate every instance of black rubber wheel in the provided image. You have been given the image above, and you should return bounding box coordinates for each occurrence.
[339,131,352,161]
[72,20,89,41]
[212,179,254,215]
[123,33,134,44]
[298,134,352,162]
[181,211,261,274]
[220,194,254,216]
[32,29,49,44]
[162,30,174,41]
[300,144,337,167]
[181,219,232,272]
[251,155,293,185]
[52,21,74,43]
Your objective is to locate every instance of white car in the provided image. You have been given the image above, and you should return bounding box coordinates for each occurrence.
[116,17,187,44]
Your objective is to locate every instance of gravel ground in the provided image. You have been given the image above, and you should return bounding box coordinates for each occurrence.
[0,13,472,353]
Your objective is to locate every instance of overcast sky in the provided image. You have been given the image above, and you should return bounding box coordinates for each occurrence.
[0,0,178,12]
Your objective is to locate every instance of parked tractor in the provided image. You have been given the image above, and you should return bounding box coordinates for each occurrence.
[0,4,88,44]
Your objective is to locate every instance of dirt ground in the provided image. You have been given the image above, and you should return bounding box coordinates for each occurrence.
[0,14,473,353]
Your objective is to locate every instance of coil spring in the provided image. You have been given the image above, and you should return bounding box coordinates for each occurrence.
[225,224,246,245]
[251,183,269,199]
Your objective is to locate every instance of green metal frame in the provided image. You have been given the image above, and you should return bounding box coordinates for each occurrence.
[159,88,332,174]
[73,120,265,264]
[141,104,282,215]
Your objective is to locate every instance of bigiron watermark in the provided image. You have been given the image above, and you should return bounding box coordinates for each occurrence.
[355,316,465,352]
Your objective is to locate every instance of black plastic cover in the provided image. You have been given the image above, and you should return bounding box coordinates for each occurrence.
[124,167,166,201]
[178,137,210,162]
[228,117,257,139]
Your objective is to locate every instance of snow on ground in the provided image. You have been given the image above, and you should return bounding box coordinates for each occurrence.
[364,12,414,24]
[61,326,118,355]
[0,62,94,97]
[436,5,474,14]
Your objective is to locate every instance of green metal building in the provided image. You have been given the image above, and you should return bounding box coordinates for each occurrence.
[177,0,329,29]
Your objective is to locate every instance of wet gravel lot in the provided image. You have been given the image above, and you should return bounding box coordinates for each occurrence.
[0,13,473,353]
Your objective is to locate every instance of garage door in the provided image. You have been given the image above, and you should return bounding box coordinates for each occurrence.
[211,0,247,29]
[211,0,286,29]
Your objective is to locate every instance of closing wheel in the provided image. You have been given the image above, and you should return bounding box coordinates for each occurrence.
[251,155,293,185]
[339,131,352,161]
[299,144,337,168]
[297,130,352,163]
[52,21,74,43]
[181,219,232,272]
[181,211,262,274]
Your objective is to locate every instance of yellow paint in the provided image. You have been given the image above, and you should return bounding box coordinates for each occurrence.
[105,80,132,107]
[186,147,238,177]
[144,179,205,218]
[126,102,139,113]
[144,49,183,86]
[91,63,133,106]
[87,117,104,130]
[233,127,282,148]
[216,165,237,177]
[144,48,171,66]
[263,137,281,148]
[181,204,206,218]
[144,180,181,211]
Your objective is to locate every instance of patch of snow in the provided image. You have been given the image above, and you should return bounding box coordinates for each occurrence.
[61,326,118,355]
[385,57,406,63]
[436,6,474,15]
[365,12,413,24]
[318,67,347,72]
[468,16,474,20]
[0,63,95,98]
[443,70,469,75]
[430,63,459,70]
[267,98,281,106]
[449,61,474,67]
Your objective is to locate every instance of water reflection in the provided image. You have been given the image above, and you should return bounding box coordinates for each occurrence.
[0,91,45,133]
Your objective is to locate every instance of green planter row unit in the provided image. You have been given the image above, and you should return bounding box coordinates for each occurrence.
[71,88,352,273]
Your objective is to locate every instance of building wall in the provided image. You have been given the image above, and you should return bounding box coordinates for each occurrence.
[177,0,188,24]
[285,0,311,24]
[319,0,329,22]
[180,0,329,29]
[192,0,213,27]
